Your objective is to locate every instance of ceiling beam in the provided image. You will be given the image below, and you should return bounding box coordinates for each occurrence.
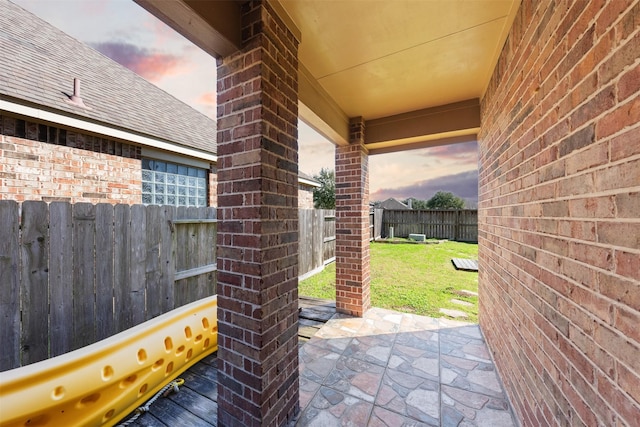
[367,134,477,156]
[134,0,242,59]
[365,99,480,143]
[298,65,350,146]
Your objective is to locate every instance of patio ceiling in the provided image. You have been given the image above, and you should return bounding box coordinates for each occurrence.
[135,0,520,154]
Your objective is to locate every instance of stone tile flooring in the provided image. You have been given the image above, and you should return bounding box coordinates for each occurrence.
[296,308,518,427]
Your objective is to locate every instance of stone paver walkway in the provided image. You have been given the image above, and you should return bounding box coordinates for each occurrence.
[297,308,517,426]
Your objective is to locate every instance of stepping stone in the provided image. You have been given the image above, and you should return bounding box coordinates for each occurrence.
[451,258,478,271]
[439,308,469,319]
[458,290,478,297]
[451,299,473,307]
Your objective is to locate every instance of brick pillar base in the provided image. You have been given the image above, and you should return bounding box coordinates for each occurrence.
[335,117,371,316]
[216,1,299,426]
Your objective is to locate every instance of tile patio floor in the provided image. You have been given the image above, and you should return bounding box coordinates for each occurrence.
[296,307,518,427]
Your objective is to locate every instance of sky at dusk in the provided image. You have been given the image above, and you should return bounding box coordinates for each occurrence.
[12,0,479,205]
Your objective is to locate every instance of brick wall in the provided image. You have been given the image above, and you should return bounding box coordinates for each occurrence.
[215,1,300,425]
[335,117,371,316]
[0,115,141,204]
[298,184,315,209]
[209,165,218,207]
[478,1,639,426]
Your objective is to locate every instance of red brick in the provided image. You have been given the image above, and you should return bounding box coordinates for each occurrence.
[597,272,640,312]
[618,63,640,102]
[609,124,640,162]
[596,93,640,139]
[614,305,640,346]
[615,250,640,281]
[568,196,615,219]
[597,221,640,250]
[594,158,640,192]
[566,143,608,176]
[615,192,640,218]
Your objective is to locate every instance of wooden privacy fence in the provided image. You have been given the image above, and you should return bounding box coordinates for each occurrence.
[0,200,216,371]
[298,209,335,279]
[382,209,478,242]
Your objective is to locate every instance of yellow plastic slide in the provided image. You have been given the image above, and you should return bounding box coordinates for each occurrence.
[0,296,218,426]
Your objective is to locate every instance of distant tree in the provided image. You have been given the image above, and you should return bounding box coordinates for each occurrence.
[425,191,465,209]
[313,168,335,209]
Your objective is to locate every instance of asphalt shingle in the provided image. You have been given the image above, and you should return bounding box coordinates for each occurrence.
[0,0,216,155]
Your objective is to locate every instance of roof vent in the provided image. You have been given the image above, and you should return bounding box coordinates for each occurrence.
[65,78,90,109]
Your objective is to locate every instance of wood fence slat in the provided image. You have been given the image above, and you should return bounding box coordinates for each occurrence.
[95,204,115,340]
[0,201,20,370]
[130,205,147,324]
[145,205,163,318]
[49,202,73,357]
[299,209,311,275]
[174,207,188,306]
[114,204,132,331]
[72,203,96,351]
[160,206,176,312]
[20,201,49,365]
[193,207,208,301]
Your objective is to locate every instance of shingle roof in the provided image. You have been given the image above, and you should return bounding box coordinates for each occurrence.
[0,0,216,155]
[377,198,410,210]
[298,170,321,186]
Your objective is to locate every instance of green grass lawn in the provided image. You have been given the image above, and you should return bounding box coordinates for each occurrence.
[299,241,479,322]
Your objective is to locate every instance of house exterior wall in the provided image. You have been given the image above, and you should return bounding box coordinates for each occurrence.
[478,1,639,426]
[0,114,219,207]
[298,184,315,209]
[1,115,141,204]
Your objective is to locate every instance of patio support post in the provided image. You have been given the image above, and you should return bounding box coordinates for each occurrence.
[215,1,300,425]
[335,117,371,317]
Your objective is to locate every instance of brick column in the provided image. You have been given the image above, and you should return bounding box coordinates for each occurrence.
[335,117,371,316]
[216,2,299,426]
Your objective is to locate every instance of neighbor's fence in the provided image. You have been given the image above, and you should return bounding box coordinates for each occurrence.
[371,208,383,240]
[382,209,478,242]
[298,209,335,279]
[0,200,216,371]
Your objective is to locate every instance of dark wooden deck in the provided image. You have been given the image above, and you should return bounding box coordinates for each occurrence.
[125,297,336,426]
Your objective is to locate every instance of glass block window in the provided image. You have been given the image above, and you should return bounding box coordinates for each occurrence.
[141,158,208,207]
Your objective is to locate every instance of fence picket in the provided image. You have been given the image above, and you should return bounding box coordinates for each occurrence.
[159,205,176,312]
[49,202,73,357]
[95,204,115,340]
[20,201,49,365]
[145,205,163,319]
[129,204,146,325]
[0,201,20,370]
[72,203,96,351]
[174,206,189,306]
[113,204,132,331]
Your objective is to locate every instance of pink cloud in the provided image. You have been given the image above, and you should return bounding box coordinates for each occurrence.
[420,141,478,164]
[92,42,183,81]
[198,92,216,105]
